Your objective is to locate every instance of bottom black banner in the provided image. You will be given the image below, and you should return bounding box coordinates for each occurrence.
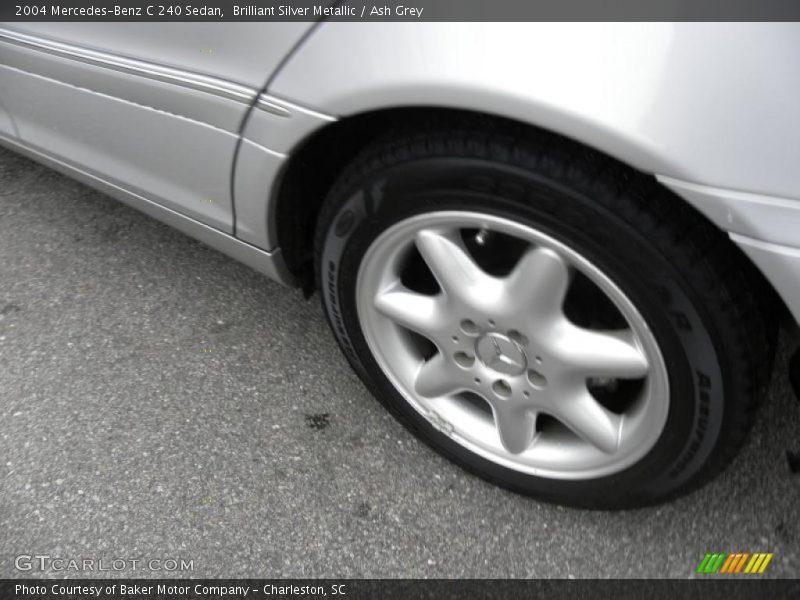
[1,579,798,600]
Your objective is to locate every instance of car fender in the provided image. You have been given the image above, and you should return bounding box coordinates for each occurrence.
[268,22,800,201]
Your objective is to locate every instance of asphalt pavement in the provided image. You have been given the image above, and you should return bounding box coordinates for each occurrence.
[1,146,798,578]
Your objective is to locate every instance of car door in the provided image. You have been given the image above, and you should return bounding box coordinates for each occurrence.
[0,23,316,233]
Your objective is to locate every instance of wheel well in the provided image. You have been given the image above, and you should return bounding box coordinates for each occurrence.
[273,107,512,292]
[272,107,788,329]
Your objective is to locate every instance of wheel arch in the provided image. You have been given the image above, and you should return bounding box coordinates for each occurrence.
[271,105,785,327]
[273,107,520,290]
[272,104,669,284]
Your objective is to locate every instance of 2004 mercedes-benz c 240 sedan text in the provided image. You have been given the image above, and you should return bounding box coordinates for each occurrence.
[1,22,798,508]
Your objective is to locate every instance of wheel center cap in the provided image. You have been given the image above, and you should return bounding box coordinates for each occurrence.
[475,333,527,376]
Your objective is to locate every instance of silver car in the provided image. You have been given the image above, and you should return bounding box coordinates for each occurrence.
[1,23,797,508]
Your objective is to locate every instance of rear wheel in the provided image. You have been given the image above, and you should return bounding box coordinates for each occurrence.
[315,127,774,508]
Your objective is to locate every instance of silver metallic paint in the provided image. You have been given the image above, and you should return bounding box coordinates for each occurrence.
[0,63,238,231]
[0,25,319,239]
[234,93,336,248]
[232,138,286,249]
[0,29,250,133]
[4,23,317,88]
[658,176,800,322]
[0,22,799,322]
[0,95,15,138]
[271,23,800,199]
[0,28,254,103]
[270,22,800,322]
[0,29,313,129]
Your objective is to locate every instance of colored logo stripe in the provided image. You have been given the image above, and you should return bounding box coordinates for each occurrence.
[744,553,773,574]
[697,553,725,574]
[697,552,773,574]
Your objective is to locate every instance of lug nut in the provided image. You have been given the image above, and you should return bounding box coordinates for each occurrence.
[460,319,480,336]
[492,379,512,398]
[453,352,475,369]
[528,369,547,389]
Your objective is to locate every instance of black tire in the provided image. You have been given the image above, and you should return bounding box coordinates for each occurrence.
[314,125,776,509]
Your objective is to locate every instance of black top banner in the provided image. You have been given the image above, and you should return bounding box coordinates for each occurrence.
[3,0,800,21]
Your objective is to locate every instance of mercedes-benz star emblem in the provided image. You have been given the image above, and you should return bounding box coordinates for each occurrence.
[475,333,528,376]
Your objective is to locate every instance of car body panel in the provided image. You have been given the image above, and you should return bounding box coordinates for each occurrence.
[0,95,15,138]
[270,22,800,201]
[0,62,239,230]
[0,28,249,132]
[659,175,800,323]
[3,23,315,89]
[266,22,800,320]
[1,22,800,321]
[0,24,316,233]
[234,94,336,248]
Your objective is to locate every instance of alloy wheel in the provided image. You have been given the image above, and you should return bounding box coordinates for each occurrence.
[356,211,669,480]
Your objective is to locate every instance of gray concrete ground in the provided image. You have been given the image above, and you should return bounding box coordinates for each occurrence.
[0,146,798,579]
